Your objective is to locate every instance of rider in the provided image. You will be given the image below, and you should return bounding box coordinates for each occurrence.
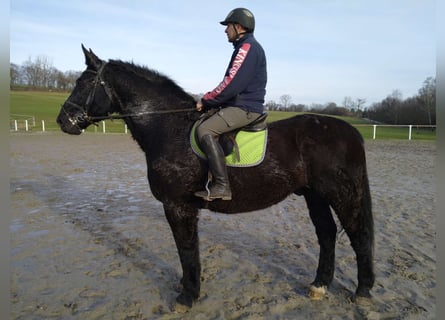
[195,8,267,201]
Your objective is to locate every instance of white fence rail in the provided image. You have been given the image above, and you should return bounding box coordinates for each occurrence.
[10,119,435,140]
[354,124,436,140]
[10,119,129,134]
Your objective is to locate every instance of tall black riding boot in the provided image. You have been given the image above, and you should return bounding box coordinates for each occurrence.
[195,135,232,201]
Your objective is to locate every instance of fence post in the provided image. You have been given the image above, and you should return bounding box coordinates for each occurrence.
[125,124,128,134]
[14,120,18,131]
[408,125,412,140]
[102,121,106,133]
[373,125,376,140]
[42,120,45,132]
[25,120,29,131]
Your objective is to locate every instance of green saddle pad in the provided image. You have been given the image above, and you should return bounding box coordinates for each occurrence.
[190,121,268,167]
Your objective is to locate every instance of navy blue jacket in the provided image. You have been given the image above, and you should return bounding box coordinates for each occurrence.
[201,33,267,114]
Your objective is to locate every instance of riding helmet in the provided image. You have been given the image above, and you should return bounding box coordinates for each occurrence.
[220,8,255,32]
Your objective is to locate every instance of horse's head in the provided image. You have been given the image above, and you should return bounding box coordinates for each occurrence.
[57,45,116,134]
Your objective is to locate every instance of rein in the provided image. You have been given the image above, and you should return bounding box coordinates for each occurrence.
[87,107,197,121]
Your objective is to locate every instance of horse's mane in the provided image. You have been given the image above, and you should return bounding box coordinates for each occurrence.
[109,59,196,103]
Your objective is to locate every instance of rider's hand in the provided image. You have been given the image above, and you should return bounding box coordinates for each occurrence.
[196,101,203,112]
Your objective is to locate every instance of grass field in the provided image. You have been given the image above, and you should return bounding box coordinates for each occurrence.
[10,90,436,140]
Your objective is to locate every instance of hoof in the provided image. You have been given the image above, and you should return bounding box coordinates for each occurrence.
[308,285,327,300]
[172,293,194,313]
[353,295,373,306]
[173,301,191,313]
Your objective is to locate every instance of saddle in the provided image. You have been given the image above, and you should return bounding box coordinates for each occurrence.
[218,112,268,156]
[191,112,268,167]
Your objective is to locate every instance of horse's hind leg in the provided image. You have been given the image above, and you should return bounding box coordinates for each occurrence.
[302,189,337,300]
[163,203,201,310]
[334,184,375,301]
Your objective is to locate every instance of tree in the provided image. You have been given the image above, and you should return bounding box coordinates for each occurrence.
[22,57,39,87]
[366,90,402,124]
[10,63,22,86]
[398,97,426,124]
[21,55,56,88]
[323,102,337,114]
[265,100,278,111]
[279,94,292,109]
[355,98,366,112]
[10,57,81,91]
[290,103,305,112]
[64,70,82,90]
[385,90,403,124]
[308,103,324,112]
[322,102,349,116]
[342,96,353,110]
[417,77,435,125]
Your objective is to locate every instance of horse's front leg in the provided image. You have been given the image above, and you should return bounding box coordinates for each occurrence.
[163,203,201,310]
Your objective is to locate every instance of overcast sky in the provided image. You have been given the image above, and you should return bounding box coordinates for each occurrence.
[10,0,435,106]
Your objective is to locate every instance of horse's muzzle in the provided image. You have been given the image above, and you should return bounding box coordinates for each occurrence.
[56,106,87,135]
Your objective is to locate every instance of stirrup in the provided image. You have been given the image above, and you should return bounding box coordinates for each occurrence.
[194,181,232,201]
[194,188,232,201]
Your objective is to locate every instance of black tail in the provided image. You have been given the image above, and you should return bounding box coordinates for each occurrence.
[361,173,374,252]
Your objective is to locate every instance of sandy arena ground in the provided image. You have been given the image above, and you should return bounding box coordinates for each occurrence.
[10,132,435,319]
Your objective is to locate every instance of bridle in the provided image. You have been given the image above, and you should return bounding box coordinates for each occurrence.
[62,62,196,129]
[62,62,113,128]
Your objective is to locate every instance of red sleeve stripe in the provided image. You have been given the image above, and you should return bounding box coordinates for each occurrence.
[203,43,251,100]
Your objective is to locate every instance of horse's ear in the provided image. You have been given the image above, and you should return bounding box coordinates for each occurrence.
[81,44,102,71]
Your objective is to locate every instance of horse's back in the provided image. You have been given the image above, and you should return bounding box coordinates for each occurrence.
[267,113,368,196]
[269,113,363,144]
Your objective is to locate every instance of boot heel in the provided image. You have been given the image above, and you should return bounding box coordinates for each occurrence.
[221,194,232,200]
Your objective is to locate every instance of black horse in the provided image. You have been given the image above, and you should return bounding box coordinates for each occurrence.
[57,45,374,310]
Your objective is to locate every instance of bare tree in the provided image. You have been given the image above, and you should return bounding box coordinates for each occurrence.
[388,90,403,124]
[23,57,39,87]
[22,55,55,88]
[417,77,435,125]
[342,96,353,110]
[345,77,435,125]
[355,98,366,112]
[10,63,22,86]
[279,94,292,109]
[370,90,403,124]
[265,100,278,111]
[64,70,82,90]
[290,103,306,112]
[11,55,81,90]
